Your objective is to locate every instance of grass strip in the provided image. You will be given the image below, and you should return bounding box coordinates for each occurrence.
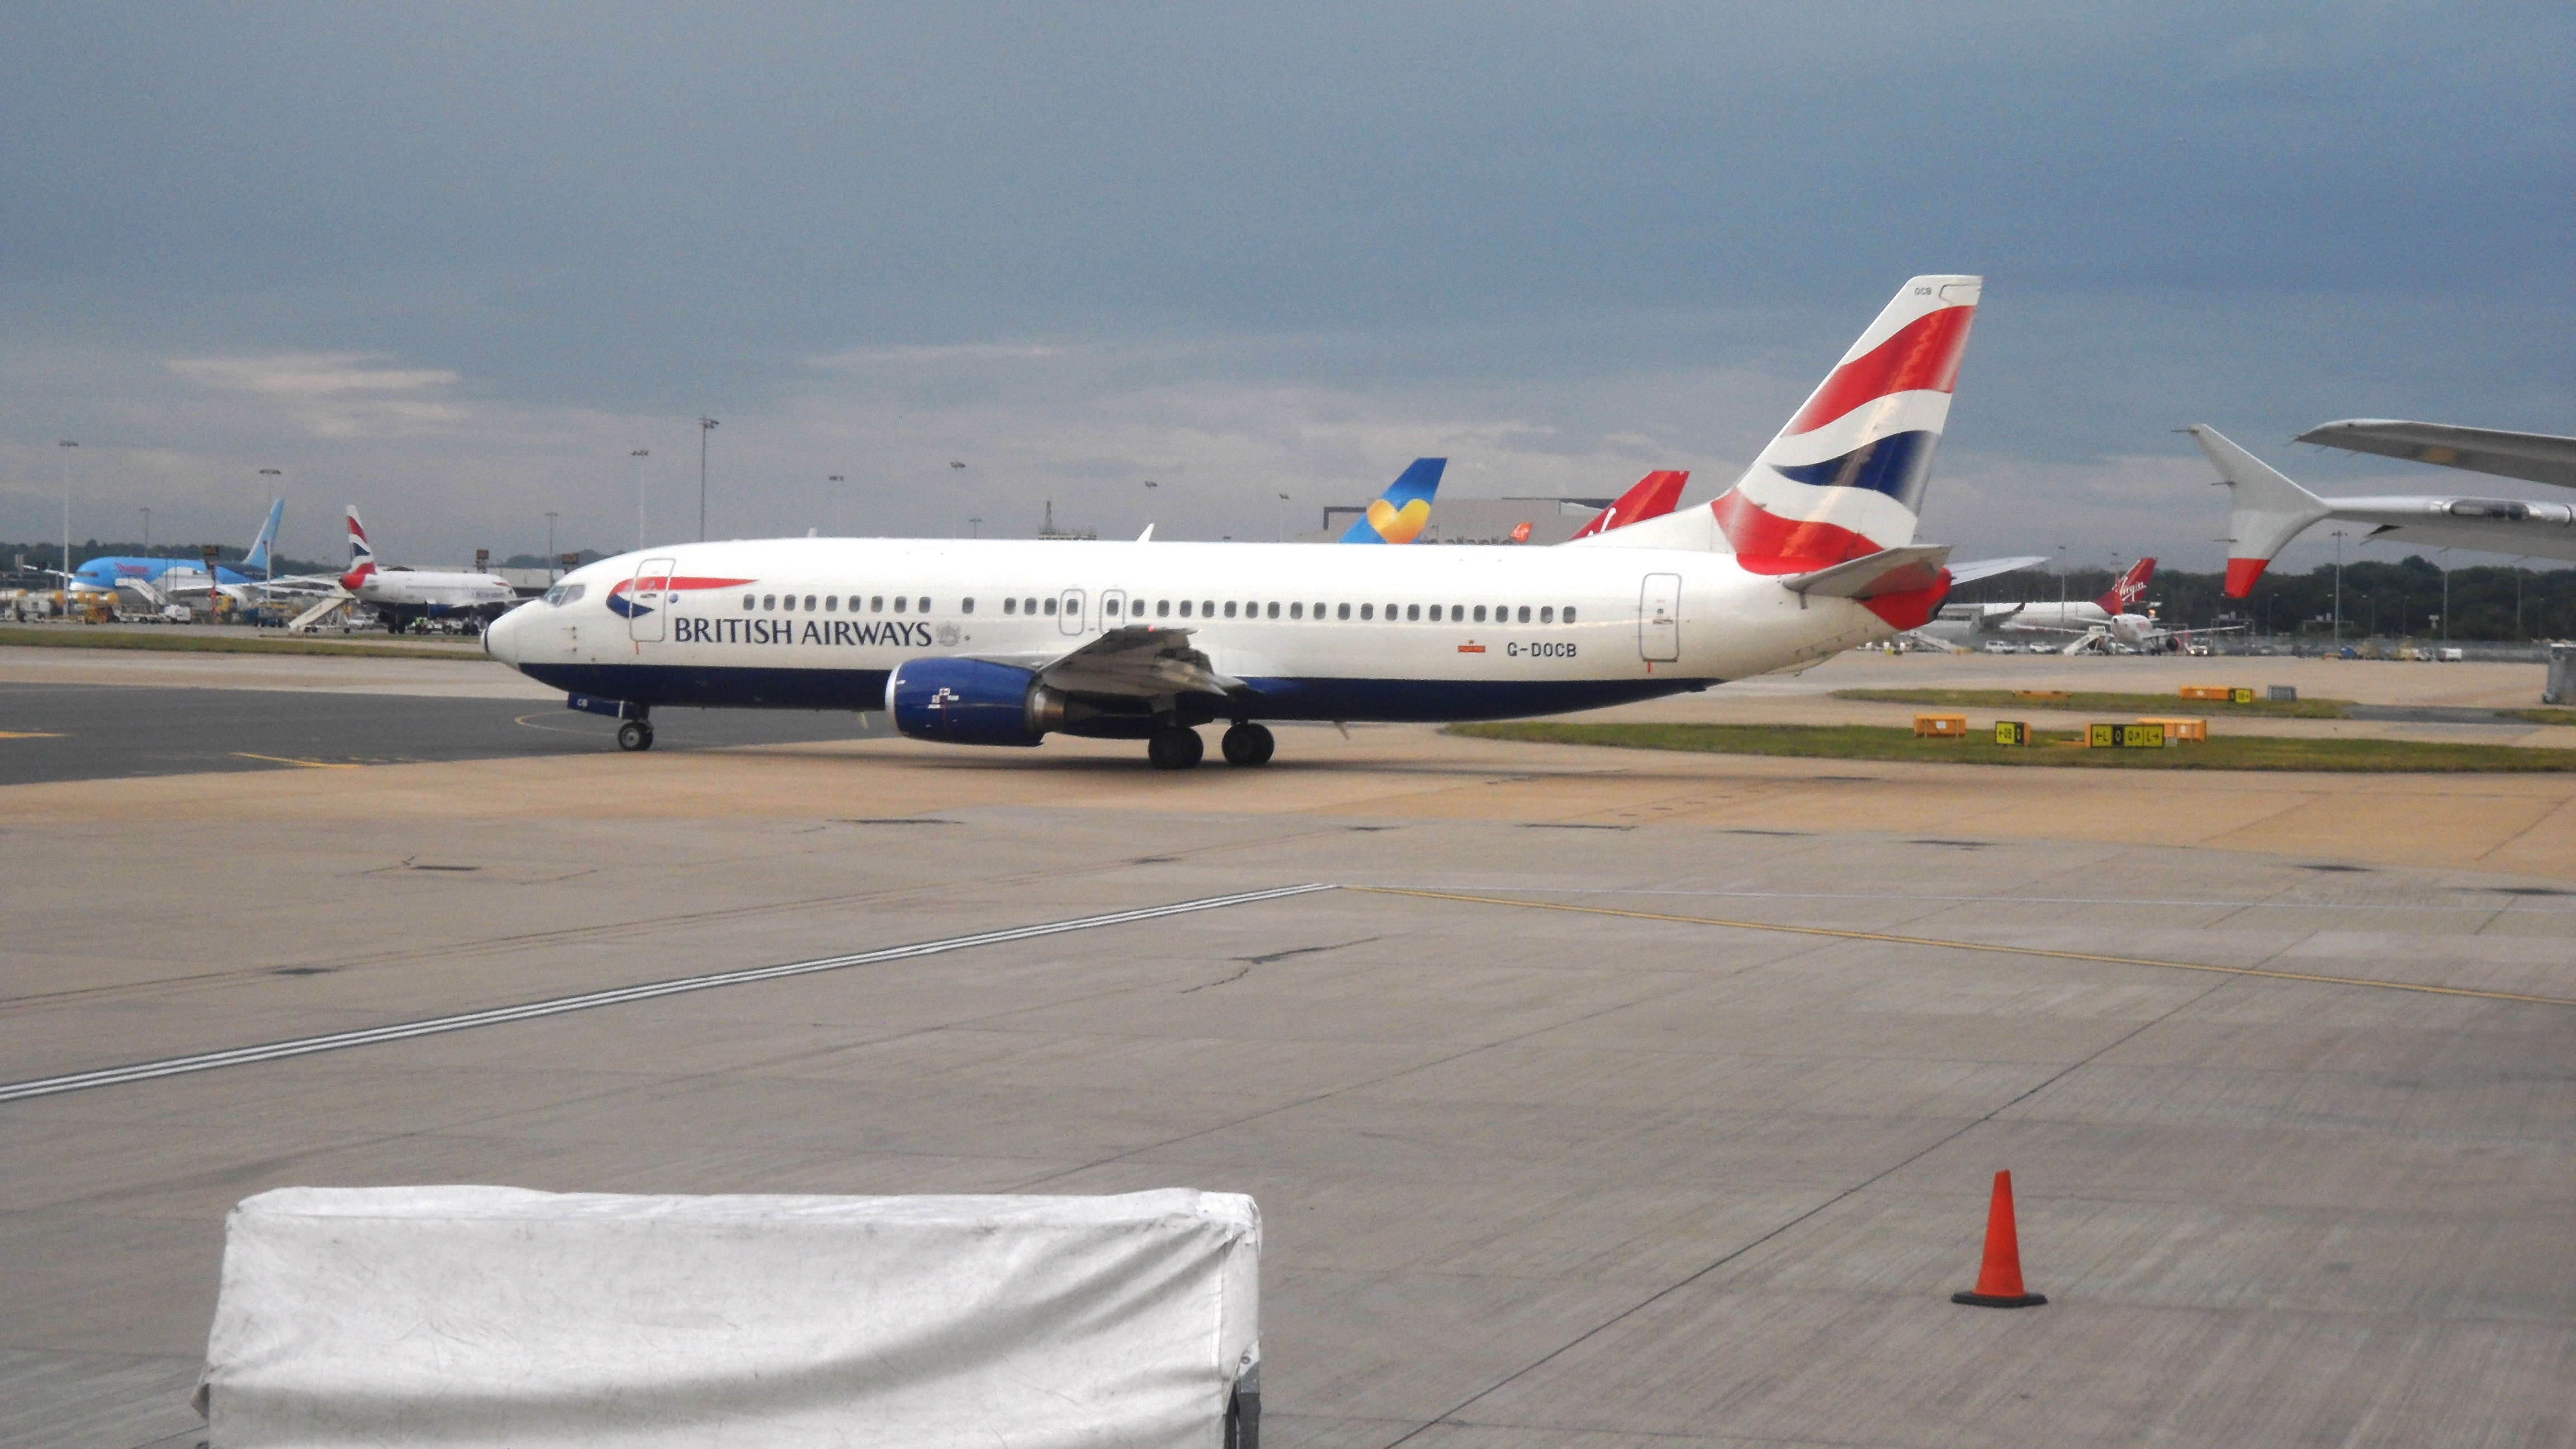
[1450,721,2576,773]
[1832,686,2349,718]
[2498,708,2576,726]
[0,625,483,662]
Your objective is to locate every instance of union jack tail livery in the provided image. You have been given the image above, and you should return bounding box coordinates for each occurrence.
[1714,275,1979,572]
[2095,557,2155,615]
[341,506,378,591]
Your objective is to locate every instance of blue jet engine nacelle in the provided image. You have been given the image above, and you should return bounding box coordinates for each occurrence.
[887,658,1054,747]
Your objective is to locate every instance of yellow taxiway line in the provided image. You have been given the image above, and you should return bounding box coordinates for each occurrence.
[229,752,361,770]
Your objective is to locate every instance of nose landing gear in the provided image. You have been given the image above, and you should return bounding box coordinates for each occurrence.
[1220,722,1275,767]
[616,719,656,752]
[1147,725,1204,771]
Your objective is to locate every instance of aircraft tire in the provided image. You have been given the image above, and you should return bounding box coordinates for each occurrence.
[1147,726,1203,771]
[617,720,655,752]
[1220,722,1275,767]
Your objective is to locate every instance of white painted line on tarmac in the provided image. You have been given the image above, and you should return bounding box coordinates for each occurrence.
[0,883,1338,1104]
[1393,885,2576,914]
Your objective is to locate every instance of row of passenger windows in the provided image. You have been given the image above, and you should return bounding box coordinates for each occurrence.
[738,591,1579,626]
[1000,597,1578,624]
[746,593,931,613]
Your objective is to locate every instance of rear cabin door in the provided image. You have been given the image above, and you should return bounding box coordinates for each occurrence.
[1639,572,1680,661]
[1058,588,1086,635]
[628,557,676,643]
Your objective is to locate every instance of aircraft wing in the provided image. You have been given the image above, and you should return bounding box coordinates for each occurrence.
[2296,419,2576,490]
[967,625,1246,700]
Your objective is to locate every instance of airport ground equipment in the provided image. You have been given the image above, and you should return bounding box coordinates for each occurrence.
[2549,643,2573,705]
[197,1186,1261,1447]
[1914,713,1968,738]
[1952,1170,2047,1309]
[2269,685,2298,702]
[1993,720,2030,745]
[2136,716,2206,743]
[2178,685,2248,702]
[2087,722,2167,748]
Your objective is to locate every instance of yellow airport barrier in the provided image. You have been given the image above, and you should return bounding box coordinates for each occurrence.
[2087,722,2166,749]
[1994,721,2031,745]
[1915,713,1969,738]
[2178,685,2237,701]
[2136,716,2206,743]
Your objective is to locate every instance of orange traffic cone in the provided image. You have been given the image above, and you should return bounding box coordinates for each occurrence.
[1951,1169,2047,1308]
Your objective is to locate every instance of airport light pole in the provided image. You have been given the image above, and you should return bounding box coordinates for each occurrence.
[1277,492,1290,542]
[631,449,650,550]
[828,475,845,536]
[139,506,150,555]
[59,439,77,587]
[544,513,560,583]
[697,418,718,542]
[2439,558,2451,643]
[2329,529,2347,646]
[2055,544,2067,605]
[968,516,981,539]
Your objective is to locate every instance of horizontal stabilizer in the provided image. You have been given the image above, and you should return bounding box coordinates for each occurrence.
[1781,543,1952,599]
[2296,419,2576,490]
[1946,554,2046,586]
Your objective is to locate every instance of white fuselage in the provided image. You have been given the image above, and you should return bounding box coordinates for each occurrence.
[485,536,1911,721]
[354,568,519,612]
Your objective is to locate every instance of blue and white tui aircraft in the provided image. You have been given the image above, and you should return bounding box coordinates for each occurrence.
[486,276,1987,767]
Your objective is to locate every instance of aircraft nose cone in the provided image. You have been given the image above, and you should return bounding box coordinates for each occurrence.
[484,605,524,666]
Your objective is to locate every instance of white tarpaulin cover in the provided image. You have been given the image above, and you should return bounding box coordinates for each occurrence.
[197,1186,1260,1448]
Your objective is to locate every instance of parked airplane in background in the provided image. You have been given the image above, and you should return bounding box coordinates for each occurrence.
[59,500,285,603]
[2294,419,2576,490]
[285,507,518,632]
[489,275,1986,765]
[1569,471,1689,540]
[1944,557,2155,636]
[2193,425,2576,596]
[1338,458,1445,543]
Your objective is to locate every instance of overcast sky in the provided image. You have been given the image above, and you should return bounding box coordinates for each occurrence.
[3,2,2568,575]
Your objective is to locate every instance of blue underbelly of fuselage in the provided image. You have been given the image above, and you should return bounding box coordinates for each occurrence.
[513,661,1714,722]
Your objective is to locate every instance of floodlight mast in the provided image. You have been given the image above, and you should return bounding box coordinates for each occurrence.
[697,418,718,542]
[59,439,77,587]
[631,449,650,550]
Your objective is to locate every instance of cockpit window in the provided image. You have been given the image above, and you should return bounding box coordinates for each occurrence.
[543,583,586,606]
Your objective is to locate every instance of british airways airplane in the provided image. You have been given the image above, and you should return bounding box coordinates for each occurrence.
[487,276,1985,767]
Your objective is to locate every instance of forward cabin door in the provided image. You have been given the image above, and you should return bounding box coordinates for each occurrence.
[1639,572,1680,662]
[628,557,676,643]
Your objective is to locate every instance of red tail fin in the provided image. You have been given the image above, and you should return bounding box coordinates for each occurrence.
[2096,557,2154,615]
[1570,470,1688,540]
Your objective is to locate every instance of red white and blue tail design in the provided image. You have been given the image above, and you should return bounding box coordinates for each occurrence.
[1714,275,1980,572]
[340,506,377,591]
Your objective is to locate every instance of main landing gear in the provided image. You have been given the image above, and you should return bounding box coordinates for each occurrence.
[1220,722,1275,768]
[616,718,656,752]
[1147,725,1204,771]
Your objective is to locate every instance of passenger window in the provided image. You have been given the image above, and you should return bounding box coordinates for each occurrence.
[1360,603,1373,621]
[1289,602,1303,619]
[1224,602,1238,618]
[763,594,776,609]
[962,598,975,614]
[1179,600,1192,617]
[1313,601,1325,618]
[1518,605,1531,623]
[1024,598,1036,614]
[824,596,837,611]
[1338,603,1351,621]
[894,596,907,613]
[1565,607,1578,623]
[918,598,930,612]
[805,595,817,610]
[1472,605,1486,623]
[743,594,755,610]
[1265,602,1279,619]
[1451,605,1465,622]
[1202,600,1215,615]
[1541,606,1554,623]
[1044,597,1058,615]
[1405,604,1419,622]
[1004,598,1017,614]
[871,595,884,612]
[1157,599,1170,617]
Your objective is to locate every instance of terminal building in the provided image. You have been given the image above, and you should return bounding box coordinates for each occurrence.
[1294,496,1614,546]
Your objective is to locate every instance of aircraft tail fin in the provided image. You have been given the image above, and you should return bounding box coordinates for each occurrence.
[1569,471,1688,539]
[2095,557,2154,615]
[1339,458,1445,544]
[242,499,285,572]
[340,506,377,591]
[2189,425,2331,597]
